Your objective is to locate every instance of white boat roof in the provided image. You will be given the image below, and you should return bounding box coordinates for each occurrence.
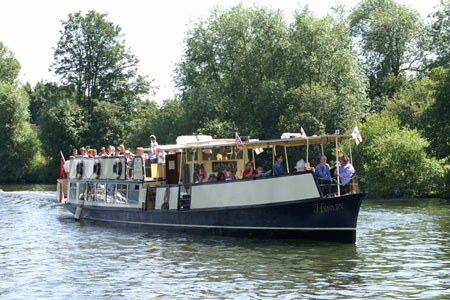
[144,135,352,152]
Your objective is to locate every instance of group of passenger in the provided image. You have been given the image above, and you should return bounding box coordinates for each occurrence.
[68,135,165,163]
[195,169,239,183]
[194,151,355,196]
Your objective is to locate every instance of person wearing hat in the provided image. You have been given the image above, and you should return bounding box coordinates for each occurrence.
[294,159,306,172]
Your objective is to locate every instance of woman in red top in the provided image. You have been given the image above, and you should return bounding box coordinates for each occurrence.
[242,161,257,179]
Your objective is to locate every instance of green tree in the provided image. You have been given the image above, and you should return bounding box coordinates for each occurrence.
[422,67,450,159]
[177,5,368,139]
[385,70,440,130]
[51,10,150,111]
[176,5,289,138]
[349,114,444,197]
[0,41,21,85]
[0,82,40,182]
[427,0,450,69]
[38,98,87,166]
[284,9,368,134]
[349,0,424,103]
[25,81,76,124]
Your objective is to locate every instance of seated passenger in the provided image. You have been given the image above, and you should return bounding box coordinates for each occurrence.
[294,159,306,172]
[315,156,331,180]
[273,154,287,176]
[79,147,88,157]
[199,163,206,176]
[257,166,264,177]
[338,155,355,186]
[207,174,217,182]
[315,155,332,195]
[226,169,239,181]
[242,161,257,179]
[217,171,226,181]
[195,173,205,183]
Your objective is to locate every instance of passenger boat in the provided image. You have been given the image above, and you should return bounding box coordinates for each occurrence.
[57,134,366,243]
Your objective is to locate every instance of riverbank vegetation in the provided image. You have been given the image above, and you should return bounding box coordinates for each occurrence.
[1,0,449,198]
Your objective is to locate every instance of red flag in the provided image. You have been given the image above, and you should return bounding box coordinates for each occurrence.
[60,159,65,179]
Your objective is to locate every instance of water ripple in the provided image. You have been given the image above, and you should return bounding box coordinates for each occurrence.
[0,191,449,299]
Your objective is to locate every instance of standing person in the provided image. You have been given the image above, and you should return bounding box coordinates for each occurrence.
[79,147,88,157]
[100,147,107,157]
[136,147,149,160]
[315,155,332,195]
[273,154,287,176]
[70,148,78,158]
[149,135,158,154]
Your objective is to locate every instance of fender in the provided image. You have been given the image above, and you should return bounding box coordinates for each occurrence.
[93,159,101,179]
[113,159,123,179]
[76,161,84,179]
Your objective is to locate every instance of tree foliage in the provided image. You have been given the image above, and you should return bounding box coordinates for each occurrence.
[51,10,151,112]
[427,0,450,69]
[349,0,423,102]
[0,83,40,182]
[176,5,368,140]
[0,42,21,85]
[350,113,444,197]
[385,70,439,130]
[422,67,450,159]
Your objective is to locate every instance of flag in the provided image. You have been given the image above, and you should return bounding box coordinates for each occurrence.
[301,127,307,138]
[235,132,242,149]
[59,158,65,179]
[352,126,362,145]
[254,147,264,155]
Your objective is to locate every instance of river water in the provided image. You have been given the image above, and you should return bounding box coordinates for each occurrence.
[0,185,449,300]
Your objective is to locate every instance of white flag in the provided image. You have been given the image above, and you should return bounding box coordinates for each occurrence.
[351,126,362,145]
[254,147,264,155]
[301,127,307,138]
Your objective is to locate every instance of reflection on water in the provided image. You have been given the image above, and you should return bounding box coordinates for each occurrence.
[0,188,449,299]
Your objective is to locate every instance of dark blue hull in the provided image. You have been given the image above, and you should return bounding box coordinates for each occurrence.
[65,193,366,243]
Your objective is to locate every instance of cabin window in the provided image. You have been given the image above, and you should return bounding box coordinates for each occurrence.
[70,183,77,201]
[95,184,105,202]
[87,183,95,202]
[213,146,242,160]
[116,184,127,204]
[106,184,115,203]
[187,149,198,161]
[128,184,140,204]
[202,149,214,160]
[78,183,86,200]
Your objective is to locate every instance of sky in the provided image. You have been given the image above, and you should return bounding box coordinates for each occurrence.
[0,0,442,101]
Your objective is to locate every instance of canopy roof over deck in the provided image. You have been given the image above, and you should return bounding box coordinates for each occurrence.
[143,135,352,152]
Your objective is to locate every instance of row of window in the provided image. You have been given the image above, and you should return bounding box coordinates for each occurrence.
[70,183,140,205]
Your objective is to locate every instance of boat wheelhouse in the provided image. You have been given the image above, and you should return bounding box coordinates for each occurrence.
[57,134,366,243]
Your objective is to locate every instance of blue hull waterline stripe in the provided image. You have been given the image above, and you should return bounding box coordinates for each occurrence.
[82,216,356,231]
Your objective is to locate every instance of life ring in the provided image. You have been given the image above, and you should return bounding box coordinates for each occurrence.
[113,159,123,179]
[76,161,84,179]
[93,159,101,179]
